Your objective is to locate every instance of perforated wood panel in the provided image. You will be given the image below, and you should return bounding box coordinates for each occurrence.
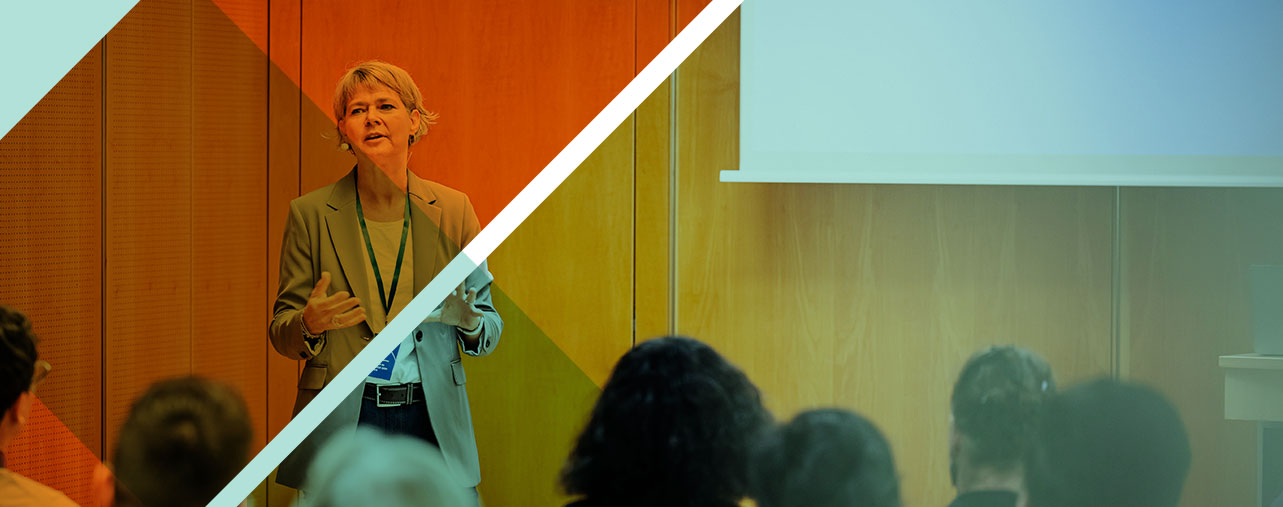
[191,0,269,453]
[0,44,104,506]
[104,0,194,453]
[266,3,303,504]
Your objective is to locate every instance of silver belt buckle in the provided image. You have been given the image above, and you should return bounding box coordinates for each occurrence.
[375,385,399,408]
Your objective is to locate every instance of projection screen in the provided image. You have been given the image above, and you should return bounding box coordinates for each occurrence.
[725,1,1283,186]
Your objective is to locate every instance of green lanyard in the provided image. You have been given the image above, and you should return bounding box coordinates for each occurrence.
[355,189,410,317]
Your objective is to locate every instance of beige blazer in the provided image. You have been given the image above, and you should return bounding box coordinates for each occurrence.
[270,168,501,489]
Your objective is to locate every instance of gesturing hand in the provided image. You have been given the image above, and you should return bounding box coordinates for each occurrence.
[302,271,366,334]
[430,283,482,331]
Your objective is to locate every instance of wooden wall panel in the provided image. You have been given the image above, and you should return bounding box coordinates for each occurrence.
[677,0,713,32]
[211,0,269,55]
[0,44,104,506]
[1121,187,1281,507]
[192,0,269,454]
[488,119,636,388]
[635,0,675,341]
[672,10,1113,506]
[297,1,634,224]
[104,0,194,454]
[637,0,673,72]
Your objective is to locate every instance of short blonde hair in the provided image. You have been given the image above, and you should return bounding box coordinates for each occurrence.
[333,60,439,147]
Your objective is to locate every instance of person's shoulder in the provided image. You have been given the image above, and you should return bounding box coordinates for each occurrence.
[0,469,78,507]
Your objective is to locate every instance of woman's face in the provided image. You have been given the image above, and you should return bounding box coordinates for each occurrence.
[339,84,421,162]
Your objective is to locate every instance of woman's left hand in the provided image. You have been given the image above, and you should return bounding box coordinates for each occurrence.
[427,283,482,331]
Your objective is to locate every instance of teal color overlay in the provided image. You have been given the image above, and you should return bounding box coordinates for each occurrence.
[0,1,138,140]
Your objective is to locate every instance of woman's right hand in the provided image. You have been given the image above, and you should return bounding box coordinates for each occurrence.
[302,271,366,334]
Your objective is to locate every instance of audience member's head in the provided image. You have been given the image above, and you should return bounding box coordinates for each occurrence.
[0,305,42,453]
[105,376,253,507]
[561,336,770,507]
[0,307,75,506]
[1024,378,1191,507]
[950,346,1054,492]
[303,427,470,507]
[750,408,900,507]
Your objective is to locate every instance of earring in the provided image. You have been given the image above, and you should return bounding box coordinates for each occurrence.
[339,142,351,151]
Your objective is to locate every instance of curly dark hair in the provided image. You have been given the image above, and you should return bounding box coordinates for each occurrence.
[1025,378,1191,507]
[951,346,1055,469]
[0,305,38,413]
[561,336,771,507]
[750,409,901,507]
[112,376,253,507]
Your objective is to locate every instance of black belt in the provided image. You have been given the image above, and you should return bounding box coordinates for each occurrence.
[363,382,425,407]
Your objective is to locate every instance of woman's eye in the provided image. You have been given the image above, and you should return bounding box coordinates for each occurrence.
[380,104,395,110]
[350,108,363,114]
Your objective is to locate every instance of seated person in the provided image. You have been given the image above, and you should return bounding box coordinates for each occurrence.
[561,336,770,507]
[93,376,253,507]
[750,408,901,507]
[302,427,470,507]
[948,346,1055,507]
[1024,378,1191,507]
[0,306,74,506]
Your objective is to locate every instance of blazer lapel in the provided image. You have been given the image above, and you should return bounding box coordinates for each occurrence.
[324,168,385,332]
[409,173,444,295]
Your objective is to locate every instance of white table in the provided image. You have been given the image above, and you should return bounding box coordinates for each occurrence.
[1221,353,1283,506]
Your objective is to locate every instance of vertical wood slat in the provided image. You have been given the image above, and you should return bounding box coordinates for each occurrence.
[192,0,268,450]
[634,80,672,342]
[266,0,303,504]
[635,0,675,344]
[104,0,194,455]
[636,0,672,74]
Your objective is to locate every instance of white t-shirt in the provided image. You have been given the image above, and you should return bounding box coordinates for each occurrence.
[0,469,77,507]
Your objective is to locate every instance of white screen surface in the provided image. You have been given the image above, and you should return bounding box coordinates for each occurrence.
[729,1,1283,186]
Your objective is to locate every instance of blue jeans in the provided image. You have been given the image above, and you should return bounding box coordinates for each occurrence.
[355,386,480,504]
[357,389,439,448]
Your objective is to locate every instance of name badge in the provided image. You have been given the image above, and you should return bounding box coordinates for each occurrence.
[368,344,399,381]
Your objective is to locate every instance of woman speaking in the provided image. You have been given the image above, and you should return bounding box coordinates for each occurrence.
[269,60,501,499]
